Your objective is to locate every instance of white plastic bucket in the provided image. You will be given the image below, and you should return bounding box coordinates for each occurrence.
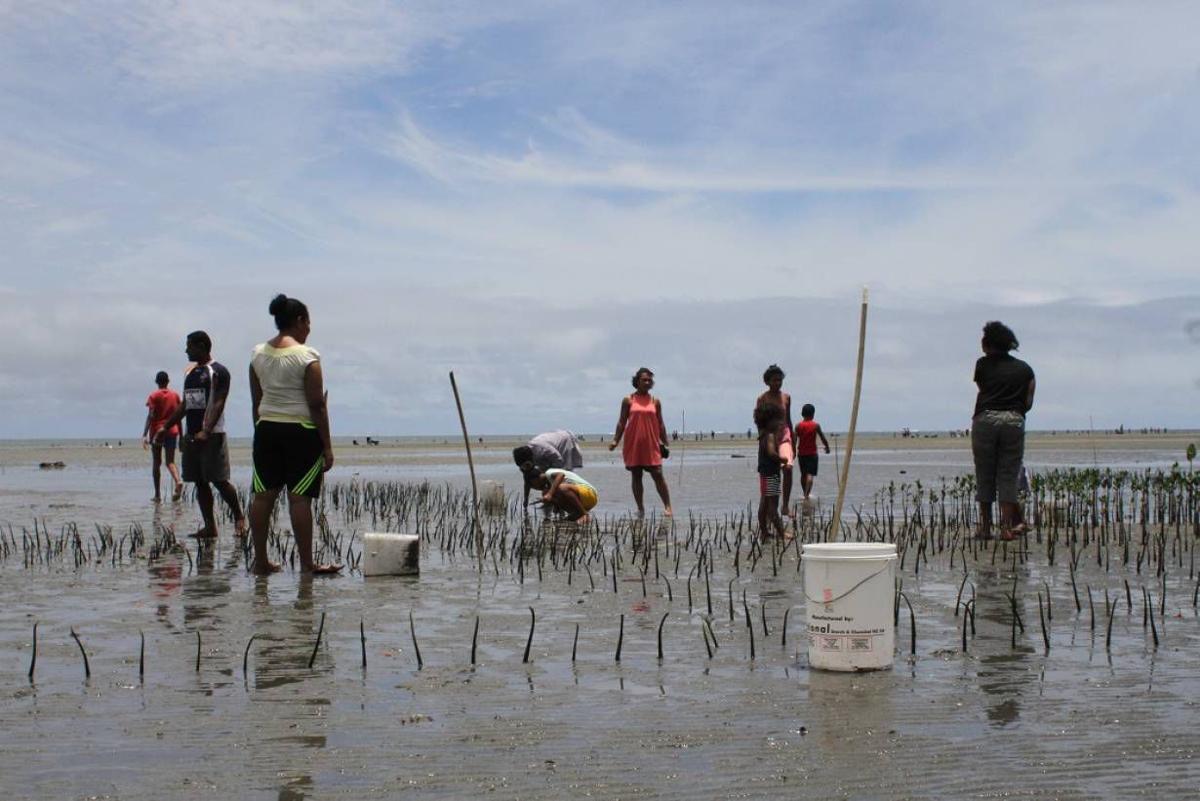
[362,532,419,577]
[803,542,898,671]
[481,481,506,515]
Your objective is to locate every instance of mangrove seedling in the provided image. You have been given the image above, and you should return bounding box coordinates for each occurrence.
[657,612,668,661]
[409,611,423,670]
[27,622,37,682]
[70,627,90,679]
[523,607,535,664]
[308,612,326,669]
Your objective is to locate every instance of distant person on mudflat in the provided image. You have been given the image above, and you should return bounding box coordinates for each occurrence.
[527,467,598,525]
[609,367,673,517]
[794,403,831,501]
[971,320,1035,541]
[755,364,795,516]
[155,331,248,539]
[142,370,183,503]
[513,430,583,506]
[248,294,340,575]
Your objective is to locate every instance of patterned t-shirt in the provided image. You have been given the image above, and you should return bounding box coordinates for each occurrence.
[182,361,231,436]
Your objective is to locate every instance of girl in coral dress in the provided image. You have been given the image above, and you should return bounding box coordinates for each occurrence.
[609,367,673,516]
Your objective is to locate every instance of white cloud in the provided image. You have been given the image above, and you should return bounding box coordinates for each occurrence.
[1,287,1196,438]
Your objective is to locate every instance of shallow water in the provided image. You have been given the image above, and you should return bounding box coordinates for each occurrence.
[2,438,1199,799]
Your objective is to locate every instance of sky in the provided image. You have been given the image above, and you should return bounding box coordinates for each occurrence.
[0,1,1197,438]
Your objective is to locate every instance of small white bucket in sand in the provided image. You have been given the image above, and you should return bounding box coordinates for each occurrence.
[803,542,897,671]
[481,480,506,515]
[362,532,419,577]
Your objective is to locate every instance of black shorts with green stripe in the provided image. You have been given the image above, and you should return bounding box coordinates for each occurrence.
[252,420,325,498]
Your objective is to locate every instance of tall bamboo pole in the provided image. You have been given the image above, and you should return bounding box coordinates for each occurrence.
[828,287,869,541]
[449,371,483,564]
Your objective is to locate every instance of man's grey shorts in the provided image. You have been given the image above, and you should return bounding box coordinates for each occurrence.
[972,410,1025,504]
[182,433,231,484]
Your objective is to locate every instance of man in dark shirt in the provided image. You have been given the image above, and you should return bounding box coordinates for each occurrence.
[156,331,248,539]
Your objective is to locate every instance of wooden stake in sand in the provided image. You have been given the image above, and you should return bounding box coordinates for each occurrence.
[828,287,869,542]
[449,371,483,564]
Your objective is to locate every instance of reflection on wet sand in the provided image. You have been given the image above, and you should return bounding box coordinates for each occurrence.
[808,667,895,746]
[974,566,1036,727]
[277,775,313,801]
[251,578,334,692]
[181,542,239,631]
[245,578,333,799]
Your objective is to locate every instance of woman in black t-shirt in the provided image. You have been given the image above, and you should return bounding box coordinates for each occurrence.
[971,321,1036,540]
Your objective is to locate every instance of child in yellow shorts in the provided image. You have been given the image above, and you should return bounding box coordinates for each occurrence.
[528,467,598,524]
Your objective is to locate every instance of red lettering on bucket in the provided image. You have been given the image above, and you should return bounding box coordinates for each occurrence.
[822,588,832,603]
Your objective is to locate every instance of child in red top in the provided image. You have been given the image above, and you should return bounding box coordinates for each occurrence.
[142,371,183,502]
[794,403,830,500]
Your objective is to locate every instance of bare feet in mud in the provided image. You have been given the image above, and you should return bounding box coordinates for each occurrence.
[999,526,1029,542]
[252,560,282,575]
[234,518,249,538]
[304,563,343,575]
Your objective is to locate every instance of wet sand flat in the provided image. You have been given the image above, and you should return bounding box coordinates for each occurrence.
[1,437,1198,799]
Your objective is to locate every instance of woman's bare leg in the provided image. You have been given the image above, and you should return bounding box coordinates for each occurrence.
[250,488,282,573]
[290,493,341,573]
[630,468,646,515]
[649,467,673,516]
[977,501,993,539]
[1000,501,1025,533]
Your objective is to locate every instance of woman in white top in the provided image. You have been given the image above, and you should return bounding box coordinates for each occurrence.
[248,294,340,575]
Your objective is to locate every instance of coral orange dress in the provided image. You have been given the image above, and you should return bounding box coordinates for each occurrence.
[622,393,663,469]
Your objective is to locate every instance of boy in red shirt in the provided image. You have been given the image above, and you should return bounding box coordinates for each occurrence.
[142,371,183,502]
[794,403,831,501]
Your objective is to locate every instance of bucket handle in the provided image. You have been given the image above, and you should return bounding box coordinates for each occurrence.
[804,564,890,606]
